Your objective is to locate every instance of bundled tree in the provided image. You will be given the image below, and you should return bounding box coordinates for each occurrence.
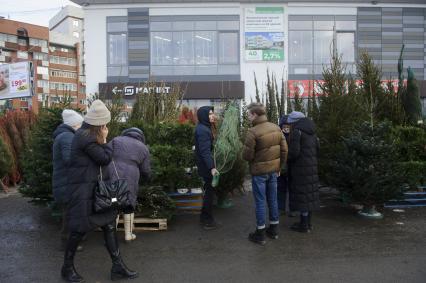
[292,85,305,112]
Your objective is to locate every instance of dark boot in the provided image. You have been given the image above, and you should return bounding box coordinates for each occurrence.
[265,224,279,239]
[307,212,313,231]
[102,223,138,281]
[291,214,310,233]
[248,228,266,245]
[61,232,85,282]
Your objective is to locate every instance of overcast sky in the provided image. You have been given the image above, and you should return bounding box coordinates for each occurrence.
[0,0,80,27]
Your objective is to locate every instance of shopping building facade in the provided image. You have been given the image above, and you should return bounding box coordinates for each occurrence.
[72,0,426,114]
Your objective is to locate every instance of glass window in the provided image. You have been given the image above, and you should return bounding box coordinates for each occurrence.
[73,20,79,27]
[37,80,49,88]
[289,31,313,64]
[314,21,334,30]
[34,52,48,61]
[289,21,312,30]
[108,33,127,65]
[173,21,194,31]
[107,22,127,32]
[73,32,79,38]
[17,51,28,59]
[18,39,27,46]
[337,32,355,63]
[219,32,238,64]
[0,33,6,41]
[217,21,239,31]
[150,22,172,31]
[68,58,76,66]
[336,21,356,31]
[195,21,216,30]
[151,32,172,65]
[40,40,47,48]
[60,57,68,65]
[314,31,333,65]
[195,31,217,64]
[173,32,194,65]
[7,35,17,43]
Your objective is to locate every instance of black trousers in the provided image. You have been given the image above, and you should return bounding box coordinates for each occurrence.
[200,177,214,223]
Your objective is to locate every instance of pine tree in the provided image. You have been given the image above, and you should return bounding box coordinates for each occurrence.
[292,86,305,113]
[266,70,278,123]
[19,107,67,203]
[286,88,292,114]
[403,67,422,125]
[254,72,261,103]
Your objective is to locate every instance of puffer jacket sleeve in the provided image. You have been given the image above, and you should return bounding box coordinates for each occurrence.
[288,129,301,161]
[198,129,215,171]
[83,140,113,166]
[139,144,152,180]
[60,132,74,166]
[280,133,288,165]
[242,129,256,162]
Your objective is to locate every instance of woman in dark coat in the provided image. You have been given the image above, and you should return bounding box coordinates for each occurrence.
[52,109,83,250]
[287,111,320,233]
[109,127,151,242]
[277,115,290,214]
[62,100,138,283]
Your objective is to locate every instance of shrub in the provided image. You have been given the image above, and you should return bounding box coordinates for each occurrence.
[136,186,176,220]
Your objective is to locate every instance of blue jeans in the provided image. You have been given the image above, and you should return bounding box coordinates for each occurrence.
[252,173,279,229]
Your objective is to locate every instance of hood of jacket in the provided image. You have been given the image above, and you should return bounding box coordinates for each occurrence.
[52,123,75,139]
[121,127,146,143]
[279,115,289,128]
[197,106,214,127]
[293,117,316,135]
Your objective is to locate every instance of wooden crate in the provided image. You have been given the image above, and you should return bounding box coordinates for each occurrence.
[168,192,203,214]
[116,217,167,231]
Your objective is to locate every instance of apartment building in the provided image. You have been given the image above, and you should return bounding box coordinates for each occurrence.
[0,18,49,113]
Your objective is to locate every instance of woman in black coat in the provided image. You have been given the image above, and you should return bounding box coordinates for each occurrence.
[62,100,138,283]
[287,111,320,233]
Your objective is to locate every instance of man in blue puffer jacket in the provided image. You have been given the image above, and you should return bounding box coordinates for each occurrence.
[195,106,220,230]
[52,109,83,250]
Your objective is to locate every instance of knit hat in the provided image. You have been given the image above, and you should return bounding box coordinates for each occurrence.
[287,111,305,124]
[84,100,111,126]
[62,109,83,127]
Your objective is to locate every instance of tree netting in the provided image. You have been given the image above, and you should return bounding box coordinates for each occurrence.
[213,104,243,186]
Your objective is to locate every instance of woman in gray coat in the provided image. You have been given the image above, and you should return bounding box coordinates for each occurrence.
[109,127,151,242]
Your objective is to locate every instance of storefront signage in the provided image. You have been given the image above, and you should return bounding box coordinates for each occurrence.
[99,81,244,100]
[0,61,32,100]
[244,7,284,61]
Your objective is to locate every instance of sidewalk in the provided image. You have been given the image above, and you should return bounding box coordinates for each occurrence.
[0,187,425,283]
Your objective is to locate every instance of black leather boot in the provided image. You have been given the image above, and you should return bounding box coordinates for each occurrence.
[61,232,85,282]
[291,214,310,233]
[266,224,279,239]
[248,228,266,245]
[102,222,139,281]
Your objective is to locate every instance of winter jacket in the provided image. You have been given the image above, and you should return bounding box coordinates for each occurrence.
[287,117,320,212]
[66,123,116,233]
[108,128,151,209]
[52,124,75,204]
[243,115,288,176]
[194,106,215,180]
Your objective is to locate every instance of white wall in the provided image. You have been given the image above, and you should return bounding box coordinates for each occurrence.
[83,8,127,96]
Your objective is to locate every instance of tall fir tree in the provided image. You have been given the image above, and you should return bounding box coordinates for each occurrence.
[403,67,422,125]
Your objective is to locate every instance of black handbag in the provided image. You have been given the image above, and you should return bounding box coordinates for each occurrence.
[94,161,132,213]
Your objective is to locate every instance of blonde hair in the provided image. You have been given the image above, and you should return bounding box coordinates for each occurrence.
[81,125,105,144]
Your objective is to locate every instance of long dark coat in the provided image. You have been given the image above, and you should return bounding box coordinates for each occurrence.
[194,106,215,180]
[66,123,116,233]
[287,118,320,212]
[108,128,151,209]
[52,124,75,204]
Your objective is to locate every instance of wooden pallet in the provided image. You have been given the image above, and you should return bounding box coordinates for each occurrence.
[168,192,203,214]
[116,217,167,231]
